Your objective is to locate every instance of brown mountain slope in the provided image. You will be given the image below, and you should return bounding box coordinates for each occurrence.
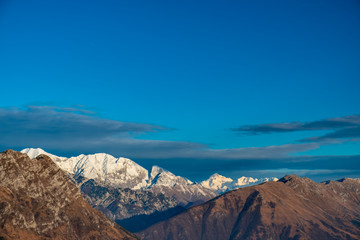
[0,150,139,240]
[139,174,360,240]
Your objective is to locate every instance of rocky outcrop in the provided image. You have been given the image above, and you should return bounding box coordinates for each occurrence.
[0,150,138,240]
[140,174,360,240]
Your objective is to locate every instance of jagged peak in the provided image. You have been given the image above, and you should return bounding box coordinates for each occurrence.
[148,165,194,187]
[208,173,233,181]
[150,165,173,180]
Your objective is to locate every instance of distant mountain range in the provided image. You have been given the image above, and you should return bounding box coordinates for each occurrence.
[21,148,217,206]
[20,148,278,232]
[22,148,276,194]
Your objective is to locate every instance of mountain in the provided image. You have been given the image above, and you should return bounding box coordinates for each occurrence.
[148,166,217,206]
[0,149,138,240]
[21,148,216,232]
[200,173,278,194]
[140,174,360,240]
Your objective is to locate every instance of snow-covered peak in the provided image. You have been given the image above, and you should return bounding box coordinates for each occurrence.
[201,173,280,194]
[200,173,233,193]
[147,166,216,206]
[233,176,259,187]
[150,165,169,181]
[64,153,149,189]
[149,165,192,187]
[262,177,279,182]
[21,148,66,161]
[209,173,233,182]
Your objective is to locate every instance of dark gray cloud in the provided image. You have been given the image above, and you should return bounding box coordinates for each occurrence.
[0,106,165,137]
[233,115,360,142]
[0,106,321,160]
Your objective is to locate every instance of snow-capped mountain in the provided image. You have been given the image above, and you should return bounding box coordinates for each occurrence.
[200,173,233,193]
[22,148,277,197]
[21,147,216,213]
[200,173,279,194]
[21,148,149,189]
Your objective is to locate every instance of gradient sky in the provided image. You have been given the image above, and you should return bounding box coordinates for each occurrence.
[1,0,360,182]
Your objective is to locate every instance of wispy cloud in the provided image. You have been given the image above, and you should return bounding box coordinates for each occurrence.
[232,115,360,142]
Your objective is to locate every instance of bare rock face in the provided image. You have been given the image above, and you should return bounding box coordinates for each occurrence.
[140,174,360,240]
[73,175,178,221]
[0,150,138,240]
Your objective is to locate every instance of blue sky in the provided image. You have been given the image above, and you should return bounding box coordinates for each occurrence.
[0,0,359,181]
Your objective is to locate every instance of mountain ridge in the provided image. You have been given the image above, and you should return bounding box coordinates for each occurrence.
[21,148,277,192]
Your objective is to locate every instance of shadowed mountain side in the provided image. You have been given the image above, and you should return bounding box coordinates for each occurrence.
[116,206,186,233]
[139,175,360,240]
[0,150,138,240]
